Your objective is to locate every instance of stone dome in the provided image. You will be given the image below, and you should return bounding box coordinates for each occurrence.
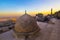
[14,11,40,36]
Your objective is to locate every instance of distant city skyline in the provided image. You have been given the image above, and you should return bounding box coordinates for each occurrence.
[0,0,60,16]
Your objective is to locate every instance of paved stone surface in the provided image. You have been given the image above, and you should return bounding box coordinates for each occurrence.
[0,19,60,40]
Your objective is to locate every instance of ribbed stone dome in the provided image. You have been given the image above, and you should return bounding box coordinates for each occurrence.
[14,13,40,36]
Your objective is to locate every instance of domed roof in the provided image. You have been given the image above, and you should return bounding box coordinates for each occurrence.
[14,11,40,35]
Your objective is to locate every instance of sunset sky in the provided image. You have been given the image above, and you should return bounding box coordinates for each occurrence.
[0,0,60,16]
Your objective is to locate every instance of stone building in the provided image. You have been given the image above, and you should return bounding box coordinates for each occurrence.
[0,11,40,40]
[0,15,60,40]
[13,10,40,39]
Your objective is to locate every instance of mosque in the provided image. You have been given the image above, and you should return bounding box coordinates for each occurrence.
[0,10,41,40]
[0,10,60,40]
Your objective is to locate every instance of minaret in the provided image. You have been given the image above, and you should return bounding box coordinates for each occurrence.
[51,8,53,15]
[25,10,27,14]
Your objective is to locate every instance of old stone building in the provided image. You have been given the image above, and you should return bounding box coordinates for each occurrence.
[0,11,60,40]
[0,11,41,40]
[13,11,40,40]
